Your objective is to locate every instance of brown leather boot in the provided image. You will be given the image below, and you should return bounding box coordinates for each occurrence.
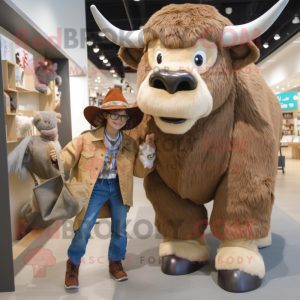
[109,260,128,281]
[65,258,80,289]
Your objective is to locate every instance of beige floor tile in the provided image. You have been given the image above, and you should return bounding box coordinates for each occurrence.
[18,288,115,300]
[0,291,23,300]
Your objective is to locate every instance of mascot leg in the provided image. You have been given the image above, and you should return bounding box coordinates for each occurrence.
[257,229,272,249]
[209,130,276,291]
[144,170,210,275]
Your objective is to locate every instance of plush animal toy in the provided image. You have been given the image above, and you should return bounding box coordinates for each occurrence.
[91,0,288,292]
[35,60,62,111]
[8,111,62,230]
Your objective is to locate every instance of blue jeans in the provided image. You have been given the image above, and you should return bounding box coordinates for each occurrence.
[67,177,128,265]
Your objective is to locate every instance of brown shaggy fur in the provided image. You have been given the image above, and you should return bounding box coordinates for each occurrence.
[119,3,282,241]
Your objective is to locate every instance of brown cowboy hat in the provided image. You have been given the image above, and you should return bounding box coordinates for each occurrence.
[84,88,144,129]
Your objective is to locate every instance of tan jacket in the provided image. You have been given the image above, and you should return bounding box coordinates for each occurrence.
[47,126,154,231]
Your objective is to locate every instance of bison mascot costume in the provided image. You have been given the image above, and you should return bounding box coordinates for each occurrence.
[91,0,288,292]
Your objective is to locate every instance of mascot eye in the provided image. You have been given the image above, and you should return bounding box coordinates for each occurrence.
[156,51,162,64]
[194,51,207,67]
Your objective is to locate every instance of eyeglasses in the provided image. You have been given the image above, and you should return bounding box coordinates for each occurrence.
[108,112,130,122]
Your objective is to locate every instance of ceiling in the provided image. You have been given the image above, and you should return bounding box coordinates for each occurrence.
[88,59,138,102]
[257,30,300,94]
[85,0,300,79]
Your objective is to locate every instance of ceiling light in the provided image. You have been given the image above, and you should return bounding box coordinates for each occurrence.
[292,15,300,24]
[93,45,100,53]
[103,59,108,63]
[110,68,115,73]
[99,55,105,60]
[134,0,140,2]
[95,87,98,89]
[282,88,284,90]
[263,42,269,48]
[112,74,117,77]
[87,40,93,46]
[276,86,279,88]
[95,80,97,82]
[97,77,100,79]
[294,85,297,87]
[225,7,232,15]
[106,62,111,67]
[98,80,101,83]
[99,31,105,37]
[274,34,280,40]
[131,89,134,93]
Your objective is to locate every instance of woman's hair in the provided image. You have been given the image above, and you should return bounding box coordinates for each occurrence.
[93,109,136,130]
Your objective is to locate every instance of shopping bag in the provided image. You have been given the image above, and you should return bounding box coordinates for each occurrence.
[33,141,89,221]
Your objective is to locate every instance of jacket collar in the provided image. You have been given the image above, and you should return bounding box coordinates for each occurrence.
[91,126,105,141]
[91,126,133,152]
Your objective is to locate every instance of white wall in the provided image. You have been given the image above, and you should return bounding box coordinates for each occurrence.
[11,0,90,137]
[11,0,88,71]
[70,76,90,137]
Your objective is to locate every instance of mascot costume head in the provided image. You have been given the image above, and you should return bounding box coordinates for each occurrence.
[91,0,288,292]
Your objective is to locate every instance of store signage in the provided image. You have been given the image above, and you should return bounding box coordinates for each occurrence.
[276,91,298,110]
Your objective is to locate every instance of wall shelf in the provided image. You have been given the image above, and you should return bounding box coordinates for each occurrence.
[0,0,73,291]
[16,86,29,92]
[2,60,16,91]
[2,61,59,143]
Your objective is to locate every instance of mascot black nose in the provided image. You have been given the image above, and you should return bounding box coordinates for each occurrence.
[149,70,197,94]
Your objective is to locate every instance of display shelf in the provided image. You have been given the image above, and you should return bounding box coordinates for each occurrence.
[4,90,19,114]
[282,112,298,136]
[18,90,39,94]
[2,59,57,143]
[5,114,17,142]
[16,86,29,92]
[2,60,16,91]
[24,73,36,92]
[0,0,73,291]
[39,91,57,111]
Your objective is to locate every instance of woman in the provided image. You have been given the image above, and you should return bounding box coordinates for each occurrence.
[48,88,156,289]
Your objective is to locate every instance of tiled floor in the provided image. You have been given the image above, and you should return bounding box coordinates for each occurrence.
[2,149,300,299]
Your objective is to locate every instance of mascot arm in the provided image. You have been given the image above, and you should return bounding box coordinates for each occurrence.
[46,136,82,173]
[138,143,156,169]
[132,142,155,178]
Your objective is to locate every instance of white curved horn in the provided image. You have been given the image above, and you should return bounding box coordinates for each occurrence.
[90,5,144,48]
[222,0,289,47]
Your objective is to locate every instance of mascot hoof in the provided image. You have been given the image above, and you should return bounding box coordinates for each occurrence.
[218,269,262,292]
[161,255,204,275]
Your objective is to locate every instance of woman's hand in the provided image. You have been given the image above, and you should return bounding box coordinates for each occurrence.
[50,149,57,161]
[145,133,156,150]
